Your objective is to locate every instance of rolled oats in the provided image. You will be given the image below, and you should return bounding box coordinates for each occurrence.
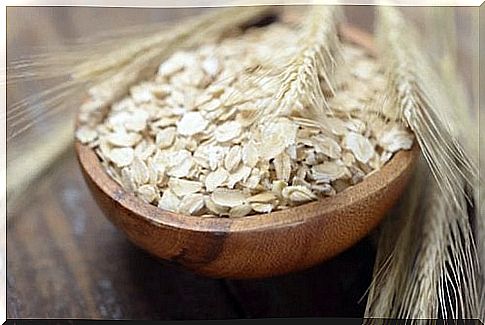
[311,161,351,183]
[77,20,414,217]
[343,132,375,164]
[224,146,242,172]
[109,147,135,168]
[168,178,203,197]
[176,112,209,136]
[178,193,205,215]
[211,188,249,208]
[76,126,98,144]
[205,168,229,192]
[282,185,317,203]
[136,184,159,203]
[229,203,253,218]
[215,121,242,143]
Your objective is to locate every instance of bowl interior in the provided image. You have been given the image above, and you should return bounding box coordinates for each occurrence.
[75,21,418,233]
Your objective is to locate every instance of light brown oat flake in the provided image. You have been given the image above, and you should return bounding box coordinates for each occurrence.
[158,189,180,212]
[250,202,274,213]
[274,152,291,182]
[211,188,249,208]
[178,193,205,215]
[229,203,253,218]
[109,147,134,168]
[215,121,242,143]
[168,178,203,197]
[343,132,375,164]
[76,126,98,144]
[282,185,317,203]
[205,168,229,192]
[224,145,242,172]
[136,184,159,203]
[311,161,350,183]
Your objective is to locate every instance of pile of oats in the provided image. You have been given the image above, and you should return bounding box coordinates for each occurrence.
[76,22,414,217]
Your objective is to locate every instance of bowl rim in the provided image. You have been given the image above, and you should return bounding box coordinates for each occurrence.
[75,24,419,234]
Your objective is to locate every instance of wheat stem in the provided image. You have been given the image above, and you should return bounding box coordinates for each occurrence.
[7,6,272,141]
[365,7,481,319]
[245,5,343,129]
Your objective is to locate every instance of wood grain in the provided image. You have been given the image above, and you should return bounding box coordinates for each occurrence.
[7,7,384,319]
[7,5,476,320]
[8,149,380,319]
[7,151,240,319]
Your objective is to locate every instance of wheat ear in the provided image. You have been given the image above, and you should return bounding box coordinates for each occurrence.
[364,159,437,320]
[376,7,477,205]
[243,5,342,129]
[365,7,481,319]
[6,7,275,208]
[425,15,482,315]
[7,6,272,140]
[478,80,485,321]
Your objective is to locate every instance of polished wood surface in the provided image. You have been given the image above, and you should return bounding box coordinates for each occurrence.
[7,5,476,319]
[8,148,378,319]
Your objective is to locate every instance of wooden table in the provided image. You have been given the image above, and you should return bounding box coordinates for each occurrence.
[7,148,377,319]
[7,5,478,321]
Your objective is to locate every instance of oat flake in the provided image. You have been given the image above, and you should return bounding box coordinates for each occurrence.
[77,22,414,217]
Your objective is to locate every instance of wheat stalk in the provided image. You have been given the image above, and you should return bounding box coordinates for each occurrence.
[365,159,477,320]
[242,5,342,129]
[376,7,477,203]
[7,119,74,213]
[365,159,438,319]
[6,22,169,84]
[6,6,274,207]
[6,6,272,141]
[7,8,261,84]
[479,115,485,322]
[430,8,485,321]
[365,7,481,320]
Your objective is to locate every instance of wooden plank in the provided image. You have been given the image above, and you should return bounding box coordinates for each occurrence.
[7,147,378,319]
[225,237,377,318]
[7,150,240,319]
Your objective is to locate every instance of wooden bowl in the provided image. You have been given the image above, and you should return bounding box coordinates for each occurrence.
[75,25,419,279]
